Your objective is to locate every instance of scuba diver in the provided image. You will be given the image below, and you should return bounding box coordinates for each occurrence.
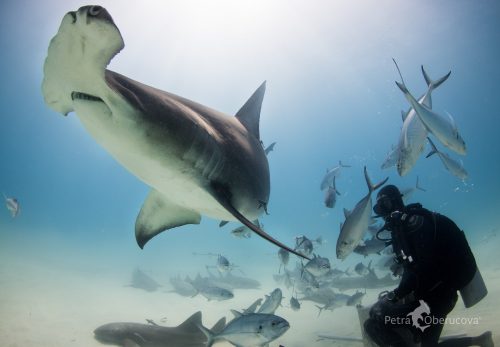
[364,185,493,347]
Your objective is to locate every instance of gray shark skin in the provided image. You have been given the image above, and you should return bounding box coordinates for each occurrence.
[41,6,306,259]
[331,268,399,291]
[94,311,226,347]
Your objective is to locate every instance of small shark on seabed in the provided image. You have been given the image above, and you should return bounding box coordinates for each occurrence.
[41,5,307,260]
[94,311,225,347]
[126,269,162,292]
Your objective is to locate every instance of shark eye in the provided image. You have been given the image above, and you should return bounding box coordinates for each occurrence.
[258,325,263,331]
[272,322,276,326]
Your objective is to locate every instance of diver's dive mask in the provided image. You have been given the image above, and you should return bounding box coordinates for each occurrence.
[373,185,404,218]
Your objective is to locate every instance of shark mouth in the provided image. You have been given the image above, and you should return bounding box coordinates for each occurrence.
[71,91,103,102]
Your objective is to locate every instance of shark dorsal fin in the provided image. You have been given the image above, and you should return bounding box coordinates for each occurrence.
[235,81,266,140]
[177,311,202,330]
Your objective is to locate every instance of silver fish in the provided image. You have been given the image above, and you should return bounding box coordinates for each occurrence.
[198,313,289,347]
[320,160,351,191]
[4,194,20,218]
[324,176,341,209]
[304,254,331,277]
[336,167,388,260]
[257,288,283,314]
[426,137,468,180]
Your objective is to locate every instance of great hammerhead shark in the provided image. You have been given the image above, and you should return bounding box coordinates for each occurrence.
[41,5,307,259]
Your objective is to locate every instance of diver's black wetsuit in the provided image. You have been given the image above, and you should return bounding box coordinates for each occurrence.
[364,203,477,347]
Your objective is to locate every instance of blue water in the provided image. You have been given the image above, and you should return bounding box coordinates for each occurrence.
[1,1,499,346]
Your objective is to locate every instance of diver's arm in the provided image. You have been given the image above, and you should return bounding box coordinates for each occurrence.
[393,267,417,299]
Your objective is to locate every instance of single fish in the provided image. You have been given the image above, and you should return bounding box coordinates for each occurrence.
[127,269,162,292]
[197,313,289,347]
[346,290,366,306]
[3,194,20,218]
[290,296,301,311]
[278,248,290,273]
[353,237,388,257]
[320,160,351,191]
[257,288,283,314]
[336,167,388,260]
[315,294,350,316]
[324,177,341,209]
[41,6,307,260]
[304,254,331,277]
[196,286,234,301]
[295,235,314,257]
[396,66,451,176]
[168,275,197,297]
[354,261,372,276]
[426,137,468,180]
[264,141,276,156]
[230,225,252,239]
[394,61,466,155]
[381,145,398,170]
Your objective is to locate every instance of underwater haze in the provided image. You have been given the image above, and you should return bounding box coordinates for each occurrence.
[1,0,500,346]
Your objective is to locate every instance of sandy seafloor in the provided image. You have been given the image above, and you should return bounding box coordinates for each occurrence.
[0,225,499,347]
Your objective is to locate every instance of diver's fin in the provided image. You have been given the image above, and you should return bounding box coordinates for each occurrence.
[135,189,201,248]
[210,181,310,260]
[235,81,266,140]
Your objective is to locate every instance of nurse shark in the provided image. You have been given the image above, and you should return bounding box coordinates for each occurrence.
[41,5,307,259]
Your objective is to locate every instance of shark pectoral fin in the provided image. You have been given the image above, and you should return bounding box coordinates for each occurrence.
[210,182,310,260]
[135,189,201,248]
[123,339,142,347]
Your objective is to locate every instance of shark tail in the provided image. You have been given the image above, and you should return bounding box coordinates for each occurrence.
[211,181,310,261]
[415,176,426,192]
[364,166,389,194]
[197,323,216,347]
[421,65,451,90]
[425,137,439,158]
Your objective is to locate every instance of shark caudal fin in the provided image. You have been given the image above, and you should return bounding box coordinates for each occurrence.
[235,81,266,140]
[210,181,310,260]
[421,65,451,90]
